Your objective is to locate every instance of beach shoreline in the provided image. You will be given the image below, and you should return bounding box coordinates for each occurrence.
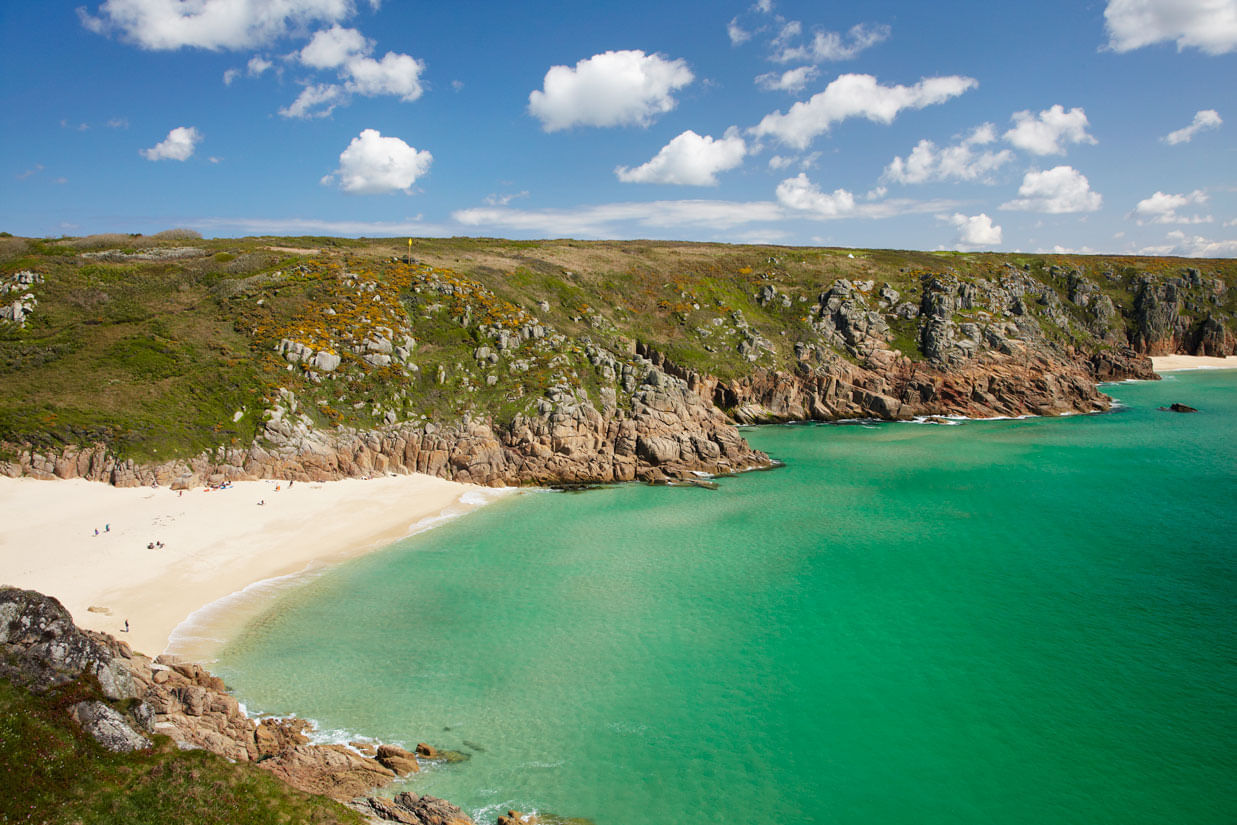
[0,473,509,660]
[1150,354,1236,372]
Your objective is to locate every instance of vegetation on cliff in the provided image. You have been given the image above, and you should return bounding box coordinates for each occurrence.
[1,233,1233,483]
[0,676,366,825]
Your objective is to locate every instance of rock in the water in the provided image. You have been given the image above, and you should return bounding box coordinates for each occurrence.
[1164,403,1199,413]
[69,700,152,752]
[376,743,421,775]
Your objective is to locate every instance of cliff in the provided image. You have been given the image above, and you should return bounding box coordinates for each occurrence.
[1,237,1233,486]
[0,585,477,824]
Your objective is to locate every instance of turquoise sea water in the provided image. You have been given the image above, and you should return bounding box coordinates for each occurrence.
[215,371,1237,825]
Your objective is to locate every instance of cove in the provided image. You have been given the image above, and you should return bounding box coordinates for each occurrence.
[214,370,1237,825]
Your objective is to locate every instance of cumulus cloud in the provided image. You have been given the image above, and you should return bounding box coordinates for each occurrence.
[883,123,1013,184]
[298,23,368,67]
[1004,105,1096,155]
[1001,166,1102,213]
[140,126,201,161]
[946,213,1003,249]
[615,129,747,186]
[752,73,978,149]
[280,83,345,118]
[344,51,424,99]
[775,174,856,217]
[282,26,424,117]
[1130,190,1212,224]
[773,23,891,62]
[528,50,694,131]
[1163,109,1223,144]
[1104,0,1237,54]
[775,173,959,220]
[755,65,818,92]
[80,0,359,51]
[321,128,431,194]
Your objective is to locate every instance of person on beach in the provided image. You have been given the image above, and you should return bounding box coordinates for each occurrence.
[123,620,129,633]
[94,528,99,536]
[105,524,109,532]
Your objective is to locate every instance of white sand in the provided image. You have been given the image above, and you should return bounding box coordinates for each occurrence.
[1151,355,1237,372]
[0,474,504,660]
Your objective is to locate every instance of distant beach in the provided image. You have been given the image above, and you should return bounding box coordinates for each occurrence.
[0,474,508,659]
[1151,354,1235,372]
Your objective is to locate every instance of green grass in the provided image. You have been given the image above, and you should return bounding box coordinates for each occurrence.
[1,234,1233,463]
[0,678,366,825]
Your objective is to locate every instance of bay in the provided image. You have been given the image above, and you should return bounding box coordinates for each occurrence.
[215,370,1237,824]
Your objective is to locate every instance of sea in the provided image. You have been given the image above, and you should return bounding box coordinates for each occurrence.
[212,369,1236,825]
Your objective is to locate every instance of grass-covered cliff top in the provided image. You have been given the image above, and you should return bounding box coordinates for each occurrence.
[2,231,1234,463]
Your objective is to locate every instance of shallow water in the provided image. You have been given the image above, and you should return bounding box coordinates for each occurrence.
[216,371,1237,824]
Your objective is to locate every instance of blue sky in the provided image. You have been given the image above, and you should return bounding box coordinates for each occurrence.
[1,0,1234,255]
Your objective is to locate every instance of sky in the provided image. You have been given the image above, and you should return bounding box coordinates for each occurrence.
[1,0,1234,255]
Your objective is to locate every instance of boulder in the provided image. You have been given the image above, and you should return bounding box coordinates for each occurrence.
[350,793,474,825]
[376,743,421,775]
[69,700,152,752]
[0,586,137,700]
[259,743,396,801]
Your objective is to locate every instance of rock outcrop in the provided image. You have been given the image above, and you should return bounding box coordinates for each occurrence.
[0,587,424,806]
[349,792,475,825]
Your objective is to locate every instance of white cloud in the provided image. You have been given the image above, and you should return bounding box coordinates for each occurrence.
[1155,230,1237,257]
[755,65,818,92]
[483,191,529,207]
[225,54,274,85]
[615,129,747,186]
[775,174,856,217]
[80,0,359,51]
[279,83,345,118]
[1001,166,1103,213]
[140,125,201,161]
[344,51,424,100]
[1130,189,1212,224]
[775,173,960,220]
[16,164,45,180]
[1104,0,1237,54]
[751,73,978,149]
[768,155,793,170]
[283,29,424,117]
[298,24,367,67]
[728,17,752,45]
[946,212,1003,249]
[528,50,694,131]
[194,216,454,237]
[1004,105,1096,155]
[453,199,784,237]
[773,23,891,62]
[1163,109,1223,144]
[322,128,432,194]
[884,123,1013,184]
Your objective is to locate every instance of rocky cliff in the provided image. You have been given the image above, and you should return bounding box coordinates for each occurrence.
[0,585,477,824]
[1,238,1233,488]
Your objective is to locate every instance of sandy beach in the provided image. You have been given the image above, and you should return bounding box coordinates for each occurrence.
[0,473,505,660]
[1151,354,1236,372]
